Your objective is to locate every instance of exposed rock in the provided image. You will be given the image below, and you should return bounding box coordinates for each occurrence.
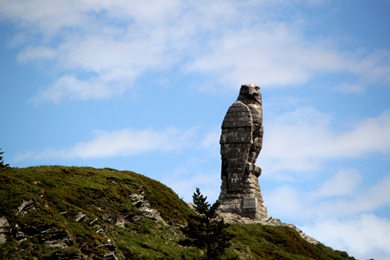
[139,207,165,223]
[115,215,126,227]
[16,199,36,215]
[129,193,144,207]
[104,251,118,260]
[13,223,27,241]
[129,193,166,225]
[74,211,87,222]
[219,84,267,219]
[12,221,74,248]
[98,243,116,251]
[43,229,73,247]
[89,218,99,226]
[0,215,10,244]
[42,251,83,260]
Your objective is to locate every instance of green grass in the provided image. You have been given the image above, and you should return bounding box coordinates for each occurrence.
[0,166,355,259]
[227,224,355,260]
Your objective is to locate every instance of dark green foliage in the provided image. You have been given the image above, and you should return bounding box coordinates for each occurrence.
[0,148,10,168]
[181,188,235,259]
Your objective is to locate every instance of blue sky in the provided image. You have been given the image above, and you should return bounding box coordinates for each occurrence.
[1,1,390,258]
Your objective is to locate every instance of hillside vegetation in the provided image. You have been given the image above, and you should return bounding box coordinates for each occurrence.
[0,166,355,259]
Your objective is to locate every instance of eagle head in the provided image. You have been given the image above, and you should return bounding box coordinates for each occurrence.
[239,83,261,104]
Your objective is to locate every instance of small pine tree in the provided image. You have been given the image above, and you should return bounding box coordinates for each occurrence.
[181,188,234,259]
[0,148,10,168]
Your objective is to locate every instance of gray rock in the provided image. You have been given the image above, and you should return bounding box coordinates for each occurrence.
[16,199,36,215]
[74,212,87,222]
[104,252,118,260]
[42,229,73,247]
[129,193,166,224]
[0,215,10,244]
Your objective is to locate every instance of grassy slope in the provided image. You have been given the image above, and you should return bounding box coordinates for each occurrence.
[0,166,355,259]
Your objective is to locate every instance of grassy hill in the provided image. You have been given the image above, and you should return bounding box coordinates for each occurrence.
[0,166,355,259]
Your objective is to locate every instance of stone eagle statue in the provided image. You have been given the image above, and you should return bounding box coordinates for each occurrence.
[220,83,263,191]
[218,83,267,219]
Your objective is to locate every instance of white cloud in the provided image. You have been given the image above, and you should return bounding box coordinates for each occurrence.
[186,22,390,89]
[14,127,196,160]
[17,46,57,62]
[333,83,365,94]
[0,0,189,102]
[29,75,128,104]
[313,169,362,198]
[0,0,89,33]
[2,1,390,102]
[302,214,390,260]
[265,169,390,259]
[266,169,390,220]
[261,108,390,173]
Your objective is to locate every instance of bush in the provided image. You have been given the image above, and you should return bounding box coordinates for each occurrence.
[181,188,234,259]
[0,148,10,168]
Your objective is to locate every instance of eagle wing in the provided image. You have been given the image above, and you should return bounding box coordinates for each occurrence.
[220,101,253,192]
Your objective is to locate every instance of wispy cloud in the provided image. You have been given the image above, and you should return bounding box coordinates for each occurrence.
[313,169,362,198]
[302,214,390,259]
[262,108,390,173]
[14,127,196,161]
[187,24,390,89]
[29,75,128,104]
[267,170,390,220]
[333,83,365,94]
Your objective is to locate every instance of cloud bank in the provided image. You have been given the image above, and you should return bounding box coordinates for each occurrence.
[1,1,389,103]
[262,108,390,173]
[266,170,390,259]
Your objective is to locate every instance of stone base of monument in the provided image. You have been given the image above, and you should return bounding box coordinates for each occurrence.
[218,196,267,220]
[218,176,268,220]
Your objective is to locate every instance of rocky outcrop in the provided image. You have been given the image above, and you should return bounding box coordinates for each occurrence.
[128,193,166,225]
[1,190,167,260]
[16,199,36,215]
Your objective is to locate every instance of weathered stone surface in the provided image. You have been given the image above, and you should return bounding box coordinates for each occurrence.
[0,215,10,244]
[129,193,166,225]
[16,199,36,215]
[104,251,119,260]
[218,84,267,219]
[74,211,87,222]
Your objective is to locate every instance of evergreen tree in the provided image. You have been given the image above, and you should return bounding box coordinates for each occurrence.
[0,148,10,168]
[181,188,234,259]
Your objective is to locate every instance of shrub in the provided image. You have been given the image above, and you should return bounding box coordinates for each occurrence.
[0,148,10,168]
[181,188,234,259]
